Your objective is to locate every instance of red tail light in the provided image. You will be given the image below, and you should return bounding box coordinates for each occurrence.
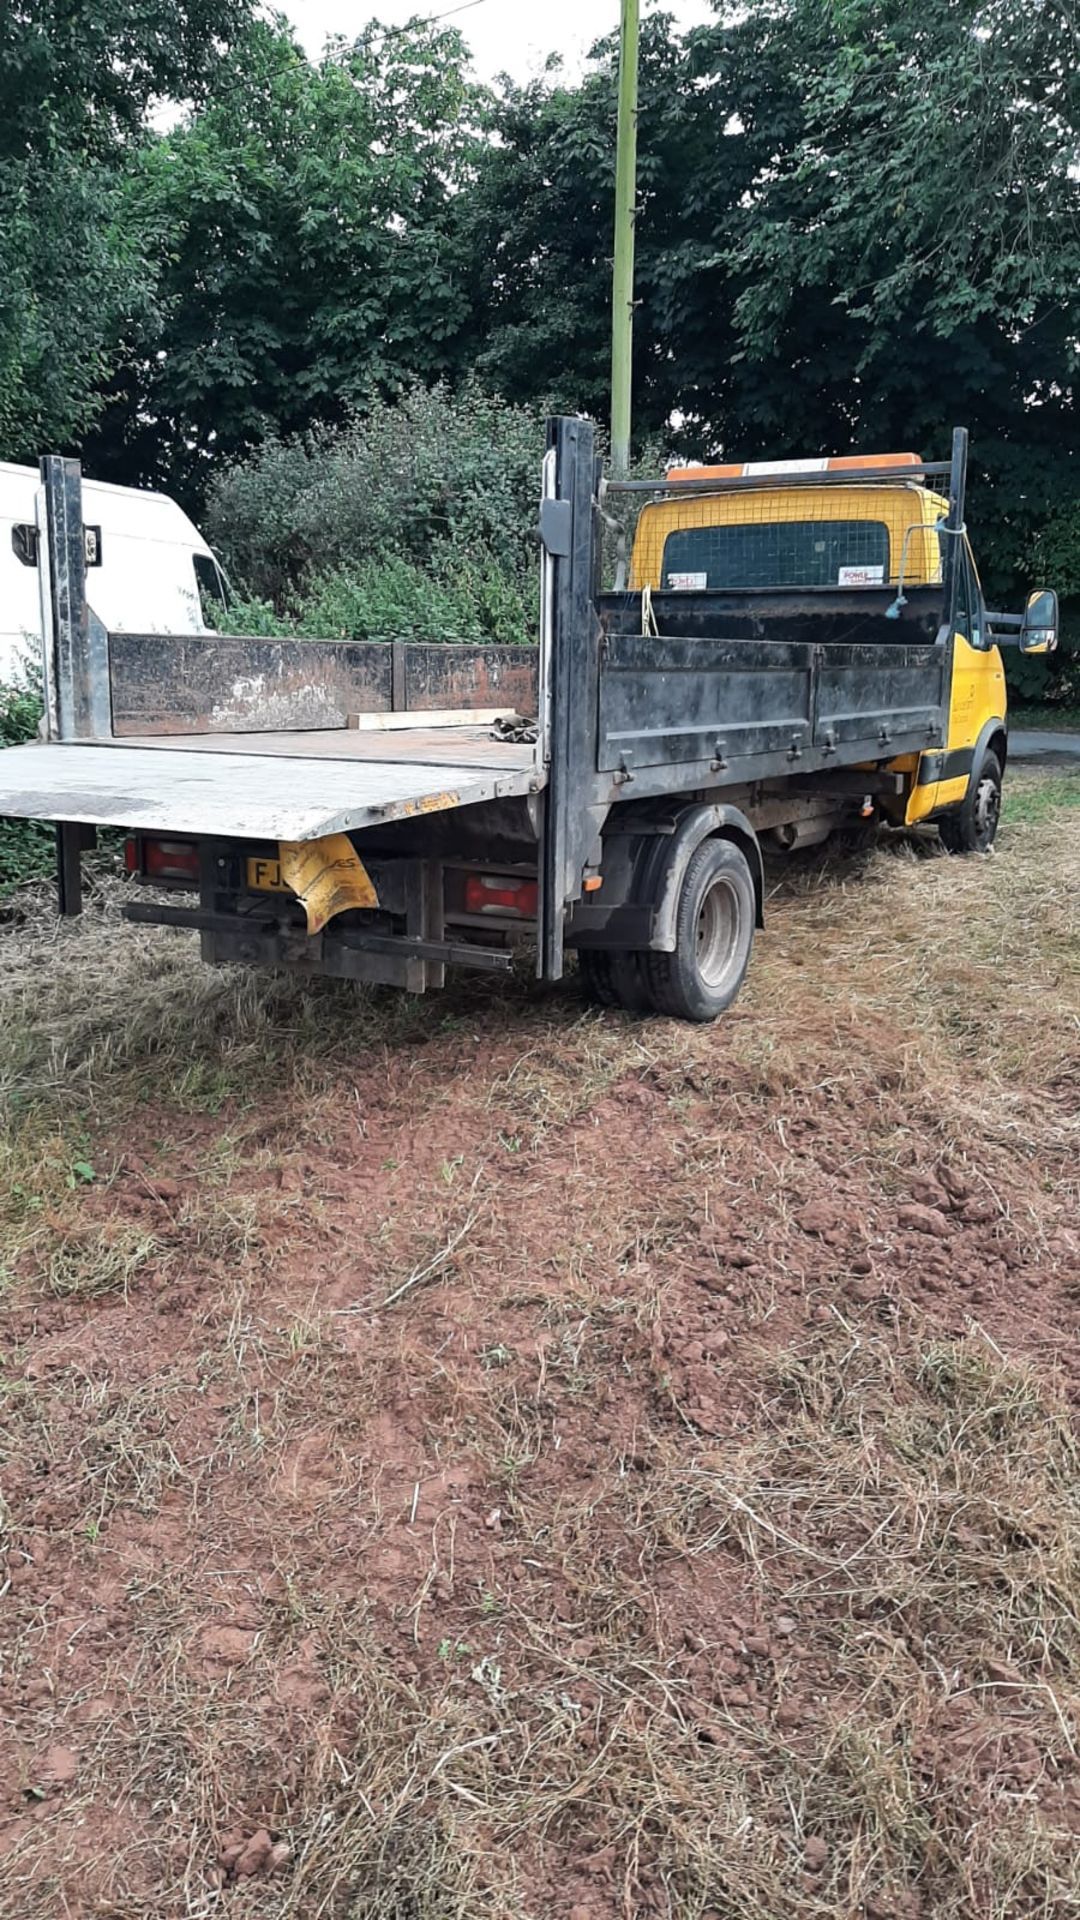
[125,836,201,884]
[464,873,538,919]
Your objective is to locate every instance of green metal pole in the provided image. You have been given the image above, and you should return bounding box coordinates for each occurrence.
[610,0,639,475]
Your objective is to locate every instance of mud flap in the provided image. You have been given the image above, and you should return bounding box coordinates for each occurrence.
[278,835,379,936]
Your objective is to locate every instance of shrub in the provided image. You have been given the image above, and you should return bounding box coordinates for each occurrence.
[0,682,43,750]
[205,381,545,627]
[204,378,665,644]
[0,682,54,896]
[293,549,532,645]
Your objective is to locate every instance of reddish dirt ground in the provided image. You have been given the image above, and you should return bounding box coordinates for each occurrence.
[1,792,1079,1918]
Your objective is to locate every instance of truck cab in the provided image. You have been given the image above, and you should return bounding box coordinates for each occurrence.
[629,451,1010,852]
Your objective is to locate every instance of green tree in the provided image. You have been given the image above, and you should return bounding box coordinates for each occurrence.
[0,0,255,461]
[457,12,808,440]
[0,155,141,459]
[86,18,487,504]
[0,0,253,162]
[463,0,1079,638]
[722,0,1080,610]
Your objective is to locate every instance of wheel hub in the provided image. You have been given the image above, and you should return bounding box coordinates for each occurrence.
[974,775,1001,847]
[696,876,740,988]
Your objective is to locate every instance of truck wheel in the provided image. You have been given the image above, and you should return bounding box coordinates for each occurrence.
[645,838,755,1023]
[579,947,653,1013]
[939,750,1003,854]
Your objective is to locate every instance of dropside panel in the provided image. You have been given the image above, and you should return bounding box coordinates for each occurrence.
[598,631,814,772]
[813,643,946,753]
[595,588,948,775]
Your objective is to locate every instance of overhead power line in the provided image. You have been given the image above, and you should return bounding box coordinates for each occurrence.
[368,0,491,42]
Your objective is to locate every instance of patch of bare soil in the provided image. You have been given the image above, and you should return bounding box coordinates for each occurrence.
[1,778,1079,1918]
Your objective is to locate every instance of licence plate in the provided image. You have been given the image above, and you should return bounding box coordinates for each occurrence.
[246,856,291,893]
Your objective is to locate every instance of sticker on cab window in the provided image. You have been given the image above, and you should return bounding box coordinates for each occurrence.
[838,564,885,586]
[667,571,708,591]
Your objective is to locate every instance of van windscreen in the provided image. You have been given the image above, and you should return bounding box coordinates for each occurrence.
[662,519,891,591]
[194,553,227,615]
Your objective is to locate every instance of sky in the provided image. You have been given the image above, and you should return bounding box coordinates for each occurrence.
[279,0,716,81]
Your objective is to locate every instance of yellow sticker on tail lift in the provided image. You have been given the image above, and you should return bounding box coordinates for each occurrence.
[277,835,379,936]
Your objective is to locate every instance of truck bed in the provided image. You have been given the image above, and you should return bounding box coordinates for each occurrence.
[0,725,540,841]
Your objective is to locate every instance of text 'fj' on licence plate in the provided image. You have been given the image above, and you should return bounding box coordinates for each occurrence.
[246,856,291,893]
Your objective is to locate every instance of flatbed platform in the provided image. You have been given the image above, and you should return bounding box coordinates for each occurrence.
[0,729,541,841]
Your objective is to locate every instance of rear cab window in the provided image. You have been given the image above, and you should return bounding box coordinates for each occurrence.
[662,519,891,591]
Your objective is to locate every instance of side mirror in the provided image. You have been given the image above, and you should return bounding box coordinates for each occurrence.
[1020,587,1058,655]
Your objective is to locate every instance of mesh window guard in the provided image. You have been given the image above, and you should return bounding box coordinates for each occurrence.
[661,518,891,592]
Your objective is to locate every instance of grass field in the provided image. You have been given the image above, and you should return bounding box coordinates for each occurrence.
[1010,703,1080,734]
[1,762,1078,1919]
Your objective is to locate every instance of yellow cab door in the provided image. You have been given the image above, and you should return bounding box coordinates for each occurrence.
[908,537,1006,825]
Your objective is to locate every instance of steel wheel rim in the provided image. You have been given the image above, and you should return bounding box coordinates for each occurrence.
[696,875,742,988]
[974,775,1001,848]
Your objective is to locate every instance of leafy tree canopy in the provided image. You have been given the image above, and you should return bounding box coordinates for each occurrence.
[0,0,256,461]
[1,0,1078,670]
[84,17,488,501]
[0,0,253,160]
[462,0,1080,612]
[722,0,1080,602]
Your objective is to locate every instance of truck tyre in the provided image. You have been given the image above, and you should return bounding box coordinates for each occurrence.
[939,749,1003,855]
[645,838,755,1022]
[579,947,620,1008]
[579,947,653,1013]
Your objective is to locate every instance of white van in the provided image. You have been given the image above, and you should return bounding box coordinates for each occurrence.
[0,462,229,684]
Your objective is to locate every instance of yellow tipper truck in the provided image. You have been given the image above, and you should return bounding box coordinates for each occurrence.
[0,424,1058,1022]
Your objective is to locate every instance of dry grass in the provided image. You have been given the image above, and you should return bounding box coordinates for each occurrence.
[1,764,1078,1919]
[272,1319,1080,1920]
[8,1321,1073,1918]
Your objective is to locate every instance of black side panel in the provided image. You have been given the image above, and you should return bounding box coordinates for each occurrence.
[540,418,601,980]
[599,632,814,772]
[596,588,947,774]
[814,643,945,752]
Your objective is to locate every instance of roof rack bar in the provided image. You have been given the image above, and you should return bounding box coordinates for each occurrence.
[606,460,953,495]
